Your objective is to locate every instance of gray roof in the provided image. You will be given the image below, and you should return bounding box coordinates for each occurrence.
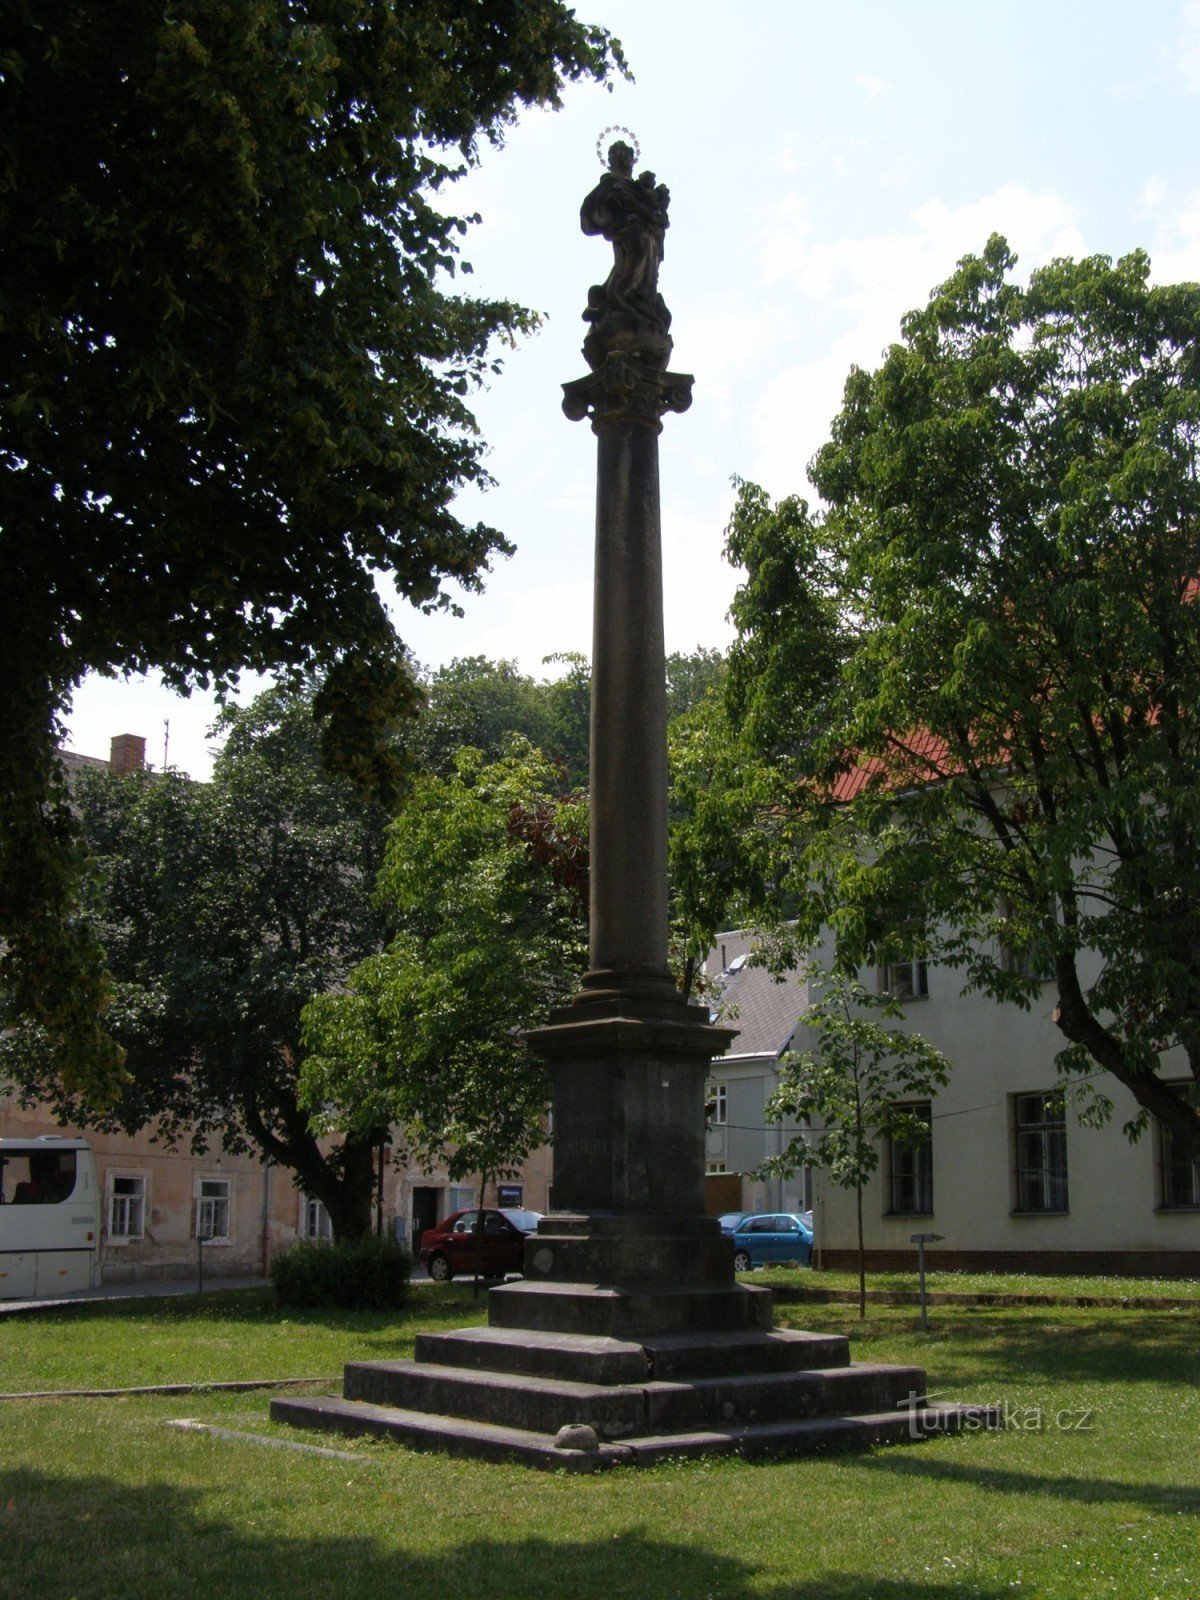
[704,929,809,1061]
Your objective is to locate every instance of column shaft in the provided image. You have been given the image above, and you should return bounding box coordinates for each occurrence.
[589,416,670,975]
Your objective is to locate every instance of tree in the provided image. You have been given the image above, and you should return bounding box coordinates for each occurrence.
[762,970,950,1318]
[0,684,394,1240]
[0,0,623,1097]
[730,238,1200,1166]
[300,739,588,1200]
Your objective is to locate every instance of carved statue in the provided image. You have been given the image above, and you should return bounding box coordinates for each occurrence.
[579,141,673,371]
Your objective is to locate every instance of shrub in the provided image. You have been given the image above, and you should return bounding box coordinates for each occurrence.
[270,1235,412,1311]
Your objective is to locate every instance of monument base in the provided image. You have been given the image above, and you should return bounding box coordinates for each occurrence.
[273,979,996,1467]
[272,1298,998,1471]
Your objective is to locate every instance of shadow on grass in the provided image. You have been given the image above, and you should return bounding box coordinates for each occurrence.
[0,1465,1014,1600]
[919,1311,1200,1388]
[776,1304,1200,1388]
[10,1283,486,1334]
[850,1450,1200,1518]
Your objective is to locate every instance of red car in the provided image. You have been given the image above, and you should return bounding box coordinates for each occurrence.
[418,1208,541,1282]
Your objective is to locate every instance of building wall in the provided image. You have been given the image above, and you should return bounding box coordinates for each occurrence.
[810,963,1200,1275]
[2,1095,553,1284]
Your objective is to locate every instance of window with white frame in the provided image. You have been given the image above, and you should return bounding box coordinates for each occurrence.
[196,1177,232,1240]
[107,1173,146,1240]
[708,1082,728,1125]
[1013,1092,1068,1213]
[300,1195,333,1240]
[886,1103,933,1215]
[447,1187,475,1214]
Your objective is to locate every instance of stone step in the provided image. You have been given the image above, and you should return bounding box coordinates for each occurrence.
[621,1403,1002,1465]
[413,1324,850,1385]
[269,1393,628,1472]
[343,1360,645,1438]
[342,1357,927,1437]
[270,1392,1000,1473]
[641,1362,926,1434]
[414,1327,653,1385]
[640,1328,850,1380]
[487,1278,772,1337]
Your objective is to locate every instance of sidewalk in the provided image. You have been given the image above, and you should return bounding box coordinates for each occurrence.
[1,1265,439,1316]
[0,1274,270,1316]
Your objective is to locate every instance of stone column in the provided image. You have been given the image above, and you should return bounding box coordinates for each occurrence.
[519,143,736,1294]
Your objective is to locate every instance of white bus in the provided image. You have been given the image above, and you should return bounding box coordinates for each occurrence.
[0,1137,102,1298]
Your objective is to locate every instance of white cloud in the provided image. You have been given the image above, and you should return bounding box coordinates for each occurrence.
[1141,176,1168,212]
[855,74,889,103]
[1145,188,1200,281]
[746,184,1084,498]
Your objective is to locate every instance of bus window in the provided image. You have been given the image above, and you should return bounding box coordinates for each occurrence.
[1,1150,77,1205]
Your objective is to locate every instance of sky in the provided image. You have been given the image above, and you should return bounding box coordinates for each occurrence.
[64,0,1200,777]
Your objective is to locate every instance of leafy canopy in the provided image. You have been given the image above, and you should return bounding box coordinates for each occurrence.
[300,739,589,1185]
[730,236,1200,1164]
[0,0,623,1096]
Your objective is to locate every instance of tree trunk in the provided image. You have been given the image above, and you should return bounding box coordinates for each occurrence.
[472,1169,492,1299]
[855,1178,866,1321]
[322,1138,378,1242]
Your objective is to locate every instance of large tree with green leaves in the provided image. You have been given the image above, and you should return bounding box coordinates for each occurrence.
[300,739,588,1195]
[0,0,622,1100]
[730,237,1200,1165]
[1,684,395,1239]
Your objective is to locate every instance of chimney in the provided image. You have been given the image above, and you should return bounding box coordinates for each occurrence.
[109,734,146,775]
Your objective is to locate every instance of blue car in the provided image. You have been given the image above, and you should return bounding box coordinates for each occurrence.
[722,1211,813,1271]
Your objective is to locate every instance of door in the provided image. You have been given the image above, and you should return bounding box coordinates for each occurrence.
[411,1187,440,1255]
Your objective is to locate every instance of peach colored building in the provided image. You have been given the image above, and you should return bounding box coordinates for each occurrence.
[1,1090,552,1286]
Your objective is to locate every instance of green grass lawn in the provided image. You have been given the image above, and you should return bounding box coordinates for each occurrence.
[778,1266,1200,1301]
[1,1285,1196,1600]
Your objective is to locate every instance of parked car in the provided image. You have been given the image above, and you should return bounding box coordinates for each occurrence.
[720,1211,813,1271]
[418,1208,541,1282]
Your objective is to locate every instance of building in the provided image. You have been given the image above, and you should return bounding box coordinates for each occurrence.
[698,923,1200,1276]
[702,928,811,1218]
[807,948,1200,1277]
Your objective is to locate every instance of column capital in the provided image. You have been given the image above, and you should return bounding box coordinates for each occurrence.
[562,355,694,431]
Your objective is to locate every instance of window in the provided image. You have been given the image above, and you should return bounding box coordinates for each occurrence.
[196,1177,232,1240]
[708,1083,728,1125]
[1159,1096,1200,1209]
[0,1149,76,1205]
[448,1187,475,1213]
[1013,1093,1068,1213]
[300,1195,332,1240]
[884,957,928,1000]
[999,898,1054,982]
[887,1103,933,1215]
[108,1174,146,1240]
